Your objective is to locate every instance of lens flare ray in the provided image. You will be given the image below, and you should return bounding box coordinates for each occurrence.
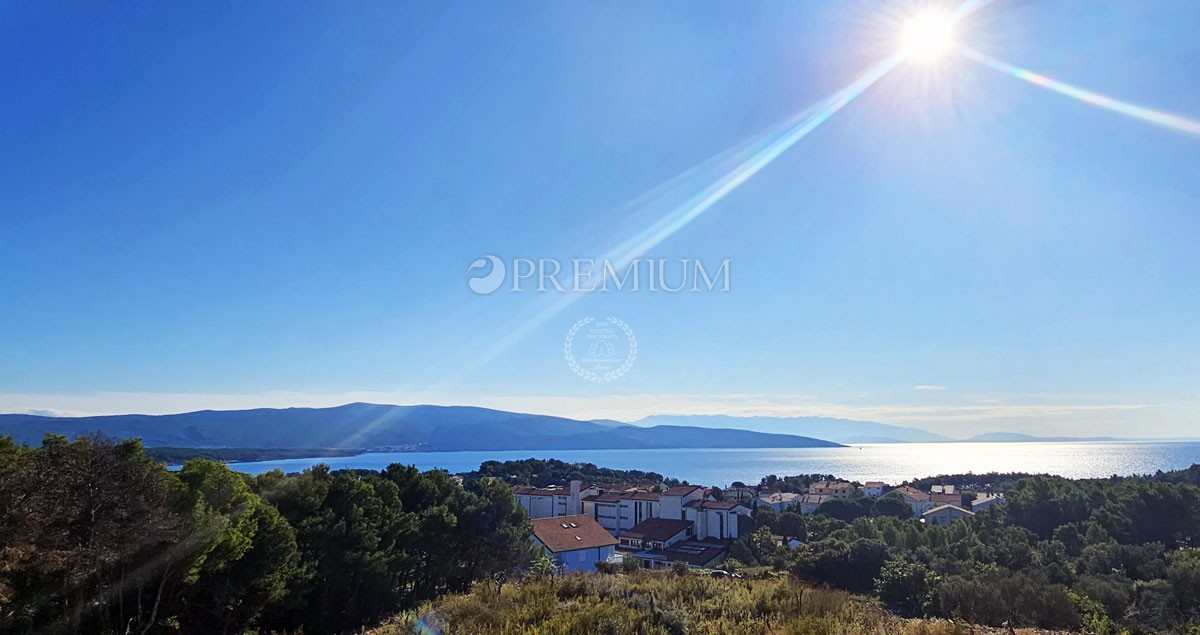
[602,54,902,273]
[402,54,904,406]
[962,47,1200,137]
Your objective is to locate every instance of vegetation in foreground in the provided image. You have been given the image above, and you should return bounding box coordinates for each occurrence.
[373,569,1072,635]
[0,434,534,635]
[735,476,1200,634]
[5,439,1200,634]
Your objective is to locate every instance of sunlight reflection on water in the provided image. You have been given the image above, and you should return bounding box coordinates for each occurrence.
[224,442,1200,485]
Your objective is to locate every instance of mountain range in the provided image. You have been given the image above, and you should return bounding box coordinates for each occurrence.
[632,414,950,444]
[0,403,844,452]
[1,404,1173,452]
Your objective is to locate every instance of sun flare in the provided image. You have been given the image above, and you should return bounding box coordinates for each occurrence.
[901,11,955,61]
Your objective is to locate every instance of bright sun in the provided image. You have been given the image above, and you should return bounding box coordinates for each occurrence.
[901,12,955,61]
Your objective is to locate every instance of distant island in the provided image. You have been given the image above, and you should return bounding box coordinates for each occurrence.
[633,414,951,444]
[967,432,1124,443]
[0,403,843,452]
[3,404,1185,457]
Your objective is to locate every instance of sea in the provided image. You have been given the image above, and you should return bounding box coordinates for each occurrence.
[217,441,1200,486]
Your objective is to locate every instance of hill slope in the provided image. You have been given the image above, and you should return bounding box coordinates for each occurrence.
[0,403,842,451]
[369,571,1069,635]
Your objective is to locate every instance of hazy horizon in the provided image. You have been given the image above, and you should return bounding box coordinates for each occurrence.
[4,396,1196,442]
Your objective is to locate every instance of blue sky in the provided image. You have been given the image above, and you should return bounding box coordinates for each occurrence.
[3,1,1199,437]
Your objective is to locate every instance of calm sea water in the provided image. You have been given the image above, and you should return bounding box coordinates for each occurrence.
[220,442,1200,486]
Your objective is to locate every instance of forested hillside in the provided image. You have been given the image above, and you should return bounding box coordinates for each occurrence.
[4,433,1200,634]
[467,457,675,487]
[0,435,534,634]
[739,472,1200,632]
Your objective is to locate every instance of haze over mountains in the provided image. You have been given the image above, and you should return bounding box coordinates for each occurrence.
[0,404,1169,452]
[0,403,843,451]
[633,414,951,444]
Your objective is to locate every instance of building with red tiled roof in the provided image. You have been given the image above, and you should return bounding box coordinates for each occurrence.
[971,493,1004,512]
[921,504,975,527]
[530,515,618,572]
[757,491,802,513]
[683,499,750,539]
[619,518,693,550]
[683,499,742,511]
[662,484,704,497]
[808,480,857,498]
[863,482,887,497]
[891,485,933,515]
[629,538,731,569]
[798,493,834,515]
[929,493,964,507]
[513,480,601,520]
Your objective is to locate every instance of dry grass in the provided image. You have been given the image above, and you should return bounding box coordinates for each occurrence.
[366,570,1077,635]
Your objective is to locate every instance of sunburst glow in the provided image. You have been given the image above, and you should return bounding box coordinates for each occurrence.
[901,12,956,61]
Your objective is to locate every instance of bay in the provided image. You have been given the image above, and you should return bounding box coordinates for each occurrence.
[219,441,1200,485]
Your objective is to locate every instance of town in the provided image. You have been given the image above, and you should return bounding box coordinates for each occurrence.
[513,476,1004,573]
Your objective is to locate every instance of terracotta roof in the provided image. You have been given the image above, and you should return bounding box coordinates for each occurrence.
[800,493,833,505]
[600,481,660,492]
[582,492,622,503]
[620,518,693,543]
[582,490,660,504]
[864,482,886,488]
[639,538,730,566]
[662,485,703,497]
[684,499,743,511]
[922,504,974,517]
[810,480,854,491]
[531,515,618,553]
[929,493,961,505]
[891,486,928,501]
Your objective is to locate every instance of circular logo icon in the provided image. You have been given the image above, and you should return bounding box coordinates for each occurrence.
[564,317,637,383]
[467,255,505,294]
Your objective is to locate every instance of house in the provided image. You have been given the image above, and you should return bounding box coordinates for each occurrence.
[929,492,964,508]
[970,493,1004,512]
[628,538,731,570]
[581,490,662,534]
[530,515,618,572]
[772,534,804,549]
[891,486,934,515]
[619,518,692,550]
[654,484,706,522]
[757,491,802,514]
[722,486,757,503]
[808,480,857,499]
[927,485,963,508]
[578,482,751,541]
[684,499,751,540]
[921,504,975,527]
[863,482,886,498]
[513,480,600,519]
[798,493,834,515]
[620,515,739,570]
